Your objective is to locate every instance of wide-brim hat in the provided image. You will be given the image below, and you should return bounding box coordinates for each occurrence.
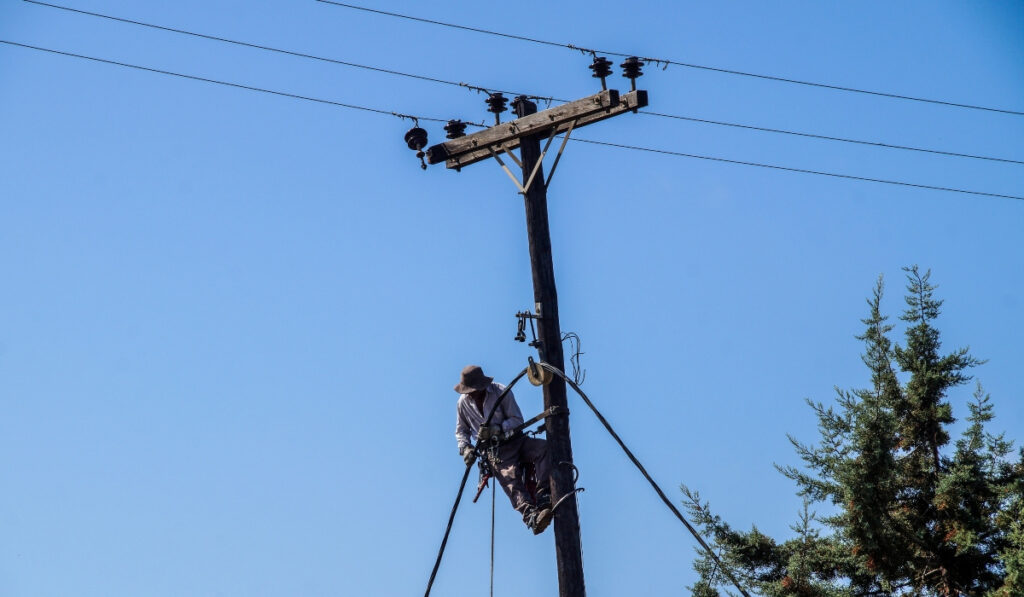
[454,364,493,394]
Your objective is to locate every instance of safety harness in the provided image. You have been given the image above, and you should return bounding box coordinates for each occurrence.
[471,405,563,504]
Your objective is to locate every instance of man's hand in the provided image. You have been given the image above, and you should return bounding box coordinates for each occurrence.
[461,446,476,466]
[477,424,502,443]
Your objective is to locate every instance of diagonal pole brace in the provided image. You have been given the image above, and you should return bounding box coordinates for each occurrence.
[521,126,560,194]
[489,146,527,194]
[501,142,524,169]
[545,118,577,190]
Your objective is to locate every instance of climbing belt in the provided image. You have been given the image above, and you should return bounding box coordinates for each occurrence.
[423,362,752,597]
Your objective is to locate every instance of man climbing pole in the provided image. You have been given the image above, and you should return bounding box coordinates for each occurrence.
[454,364,553,535]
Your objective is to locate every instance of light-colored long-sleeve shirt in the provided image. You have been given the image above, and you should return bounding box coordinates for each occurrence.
[455,383,524,452]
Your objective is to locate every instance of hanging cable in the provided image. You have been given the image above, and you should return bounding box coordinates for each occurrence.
[537,362,753,597]
[490,480,496,597]
[424,367,529,597]
[561,332,586,386]
[314,0,1024,117]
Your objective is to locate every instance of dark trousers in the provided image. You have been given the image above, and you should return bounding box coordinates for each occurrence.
[492,436,551,517]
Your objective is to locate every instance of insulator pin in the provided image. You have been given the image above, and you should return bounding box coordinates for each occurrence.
[620,56,644,90]
[444,119,467,139]
[485,92,508,124]
[589,56,613,90]
[404,126,429,170]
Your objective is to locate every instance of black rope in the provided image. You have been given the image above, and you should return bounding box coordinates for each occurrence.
[424,367,529,597]
[490,479,496,597]
[538,362,752,597]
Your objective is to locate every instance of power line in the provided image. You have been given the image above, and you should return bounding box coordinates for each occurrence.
[3,40,1020,202]
[570,137,1024,202]
[314,0,1024,117]
[22,0,550,102]
[31,0,1022,167]
[639,111,1024,167]
[0,39,469,127]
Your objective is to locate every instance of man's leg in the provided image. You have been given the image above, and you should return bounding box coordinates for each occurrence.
[520,437,551,508]
[491,438,533,516]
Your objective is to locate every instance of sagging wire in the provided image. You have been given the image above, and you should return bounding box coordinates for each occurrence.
[561,332,586,386]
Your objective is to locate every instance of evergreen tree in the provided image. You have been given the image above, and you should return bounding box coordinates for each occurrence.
[684,268,1024,596]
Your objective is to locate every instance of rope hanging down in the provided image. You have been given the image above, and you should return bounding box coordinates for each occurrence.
[537,362,753,597]
[423,367,529,597]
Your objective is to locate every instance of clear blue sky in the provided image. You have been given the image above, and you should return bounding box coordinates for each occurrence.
[2,1,1022,595]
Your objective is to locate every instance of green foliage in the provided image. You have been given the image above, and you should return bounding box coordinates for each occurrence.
[685,268,1024,597]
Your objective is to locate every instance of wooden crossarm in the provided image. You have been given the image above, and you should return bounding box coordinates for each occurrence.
[426,89,647,170]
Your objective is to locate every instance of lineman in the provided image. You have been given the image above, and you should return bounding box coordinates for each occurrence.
[454,364,553,534]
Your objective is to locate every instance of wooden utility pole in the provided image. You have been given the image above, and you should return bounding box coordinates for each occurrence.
[514,95,585,596]
[425,78,647,597]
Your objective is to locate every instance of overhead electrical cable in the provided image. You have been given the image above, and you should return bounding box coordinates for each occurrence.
[0,39,470,126]
[639,111,1024,167]
[314,0,1024,117]
[29,0,1023,167]
[570,137,1024,202]
[3,40,1020,202]
[22,0,550,102]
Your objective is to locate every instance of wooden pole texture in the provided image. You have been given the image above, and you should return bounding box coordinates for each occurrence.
[513,96,586,597]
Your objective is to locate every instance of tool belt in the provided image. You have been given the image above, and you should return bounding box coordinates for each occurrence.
[471,405,564,503]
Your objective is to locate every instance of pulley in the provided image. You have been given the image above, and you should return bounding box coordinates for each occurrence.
[589,56,613,90]
[404,126,429,170]
[444,119,467,139]
[620,56,644,90]
[527,356,553,386]
[485,92,508,124]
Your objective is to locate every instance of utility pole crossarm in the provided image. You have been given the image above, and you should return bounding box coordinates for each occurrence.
[426,89,648,170]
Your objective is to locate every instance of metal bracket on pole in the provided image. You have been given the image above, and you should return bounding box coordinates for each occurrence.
[520,126,560,195]
[489,146,527,194]
[545,118,577,190]
[501,142,524,170]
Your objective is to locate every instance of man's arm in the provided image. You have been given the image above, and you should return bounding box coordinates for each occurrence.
[498,389,525,436]
[455,397,474,453]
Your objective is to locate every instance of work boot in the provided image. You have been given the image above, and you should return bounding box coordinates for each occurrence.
[535,489,552,511]
[524,505,553,535]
